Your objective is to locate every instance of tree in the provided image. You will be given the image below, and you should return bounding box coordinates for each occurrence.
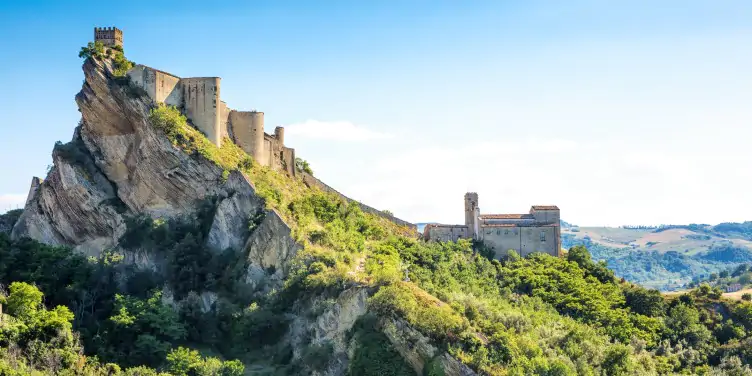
[602,345,634,376]
[78,41,105,59]
[295,158,313,175]
[732,264,749,277]
[566,245,592,267]
[623,286,665,317]
[742,293,752,302]
[166,347,244,376]
[166,347,202,376]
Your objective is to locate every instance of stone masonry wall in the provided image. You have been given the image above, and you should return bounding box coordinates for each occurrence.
[228,111,265,164]
[181,77,221,146]
[424,224,468,242]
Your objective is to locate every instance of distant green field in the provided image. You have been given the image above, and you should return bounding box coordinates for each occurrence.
[562,223,752,291]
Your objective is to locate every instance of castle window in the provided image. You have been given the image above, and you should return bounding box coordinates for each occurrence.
[540,231,546,241]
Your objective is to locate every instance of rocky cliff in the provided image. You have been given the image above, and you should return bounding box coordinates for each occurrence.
[9,55,469,375]
[14,57,232,253]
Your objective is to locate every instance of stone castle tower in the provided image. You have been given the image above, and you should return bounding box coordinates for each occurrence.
[464,192,480,238]
[94,27,123,48]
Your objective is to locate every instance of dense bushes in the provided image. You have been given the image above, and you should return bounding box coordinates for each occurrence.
[0,282,244,375]
[0,230,248,372]
[347,315,414,376]
[79,41,134,77]
[295,157,313,175]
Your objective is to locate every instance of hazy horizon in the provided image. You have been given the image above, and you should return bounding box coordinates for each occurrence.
[1,1,751,227]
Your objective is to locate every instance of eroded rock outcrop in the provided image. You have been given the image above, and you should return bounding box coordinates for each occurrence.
[206,171,265,252]
[243,209,302,289]
[12,58,267,257]
[10,54,470,376]
[380,318,477,376]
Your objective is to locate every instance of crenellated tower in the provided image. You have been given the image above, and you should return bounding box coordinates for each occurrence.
[94,26,123,48]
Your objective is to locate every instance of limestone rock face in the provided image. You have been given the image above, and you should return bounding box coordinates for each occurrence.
[75,58,226,218]
[380,318,476,376]
[243,209,302,288]
[206,171,265,252]
[313,288,370,352]
[12,58,261,258]
[12,130,126,255]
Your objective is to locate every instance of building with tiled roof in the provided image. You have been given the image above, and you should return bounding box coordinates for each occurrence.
[423,193,561,258]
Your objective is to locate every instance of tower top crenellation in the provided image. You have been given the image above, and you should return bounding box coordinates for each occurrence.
[94,26,123,48]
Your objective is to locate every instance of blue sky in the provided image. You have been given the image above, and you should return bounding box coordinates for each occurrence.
[1,0,751,226]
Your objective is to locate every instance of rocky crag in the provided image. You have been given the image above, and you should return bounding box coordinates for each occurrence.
[10,55,469,375]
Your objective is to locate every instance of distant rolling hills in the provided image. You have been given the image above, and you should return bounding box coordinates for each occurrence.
[419,220,752,291]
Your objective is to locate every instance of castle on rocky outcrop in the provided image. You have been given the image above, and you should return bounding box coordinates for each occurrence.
[88,27,415,230]
[96,27,297,176]
[424,193,561,258]
[94,27,122,48]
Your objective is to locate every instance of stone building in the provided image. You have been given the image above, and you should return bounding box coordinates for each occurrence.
[424,193,561,259]
[94,27,123,48]
[96,28,297,176]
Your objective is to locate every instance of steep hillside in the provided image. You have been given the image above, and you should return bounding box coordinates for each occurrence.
[562,224,752,291]
[5,43,752,375]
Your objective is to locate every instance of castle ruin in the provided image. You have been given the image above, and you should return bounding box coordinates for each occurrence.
[98,29,297,176]
[84,27,417,230]
[424,193,561,259]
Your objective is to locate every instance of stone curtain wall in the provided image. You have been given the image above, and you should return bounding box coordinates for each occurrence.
[228,111,265,164]
[300,172,417,231]
[181,77,222,146]
[425,224,469,242]
[154,71,182,106]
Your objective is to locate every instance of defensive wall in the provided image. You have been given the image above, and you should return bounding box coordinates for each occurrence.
[423,224,468,242]
[127,66,222,146]
[107,27,409,230]
[126,65,296,175]
[300,172,417,231]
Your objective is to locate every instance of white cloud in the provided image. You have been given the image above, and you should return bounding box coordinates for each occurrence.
[284,120,393,142]
[0,194,26,213]
[317,137,752,228]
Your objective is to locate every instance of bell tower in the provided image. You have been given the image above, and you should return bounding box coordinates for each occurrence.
[464,192,479,238]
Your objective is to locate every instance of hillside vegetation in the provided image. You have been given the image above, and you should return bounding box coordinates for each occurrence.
[5,44,752,376]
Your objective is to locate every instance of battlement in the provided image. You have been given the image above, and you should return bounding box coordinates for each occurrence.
[94,26,123,48]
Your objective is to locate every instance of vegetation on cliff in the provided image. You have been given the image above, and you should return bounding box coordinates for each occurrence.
[6,48,752,375]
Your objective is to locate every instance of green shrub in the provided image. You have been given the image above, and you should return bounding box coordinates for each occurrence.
[295,157,313,175]
[79,41,105,59]
[302,342,334,371]
[348,315,414,376]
